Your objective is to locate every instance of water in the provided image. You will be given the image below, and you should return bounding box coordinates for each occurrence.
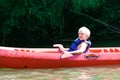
[1,65,120,80]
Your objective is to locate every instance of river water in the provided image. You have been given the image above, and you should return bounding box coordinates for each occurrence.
[0,65,120,80]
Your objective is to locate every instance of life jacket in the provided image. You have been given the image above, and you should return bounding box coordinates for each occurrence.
[68,38,91,53]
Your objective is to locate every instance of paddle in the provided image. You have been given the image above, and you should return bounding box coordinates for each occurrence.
[53,44,73,58]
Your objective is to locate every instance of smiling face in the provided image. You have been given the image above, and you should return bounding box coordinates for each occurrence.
[78,31,89,40]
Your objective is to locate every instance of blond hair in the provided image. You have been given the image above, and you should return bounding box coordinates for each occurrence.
[78,26,91,37]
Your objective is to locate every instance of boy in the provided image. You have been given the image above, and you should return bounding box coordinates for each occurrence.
[53,26,91,58]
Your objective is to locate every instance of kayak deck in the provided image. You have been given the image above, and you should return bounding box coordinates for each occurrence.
[0,46,120,68]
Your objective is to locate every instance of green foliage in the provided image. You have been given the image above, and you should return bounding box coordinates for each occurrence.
[72,0,106,11]
[0,0,120,47]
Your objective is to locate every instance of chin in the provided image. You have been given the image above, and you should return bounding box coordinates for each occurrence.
[79,38,84,40]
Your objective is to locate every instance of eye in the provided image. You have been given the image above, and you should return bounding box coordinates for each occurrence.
[79,33,84,35]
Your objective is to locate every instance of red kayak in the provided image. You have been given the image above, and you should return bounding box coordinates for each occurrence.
[0,46,120,69]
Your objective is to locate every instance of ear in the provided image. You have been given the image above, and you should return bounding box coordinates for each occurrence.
[86,35,89,39]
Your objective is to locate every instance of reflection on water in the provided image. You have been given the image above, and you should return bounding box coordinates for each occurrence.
[1,65,120,80]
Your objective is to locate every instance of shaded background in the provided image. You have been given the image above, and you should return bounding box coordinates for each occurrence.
[0,0,120,47]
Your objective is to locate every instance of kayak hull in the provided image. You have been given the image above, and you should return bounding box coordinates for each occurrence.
[0,46,120,68]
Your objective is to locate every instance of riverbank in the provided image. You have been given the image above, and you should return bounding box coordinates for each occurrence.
[1,40,120,48]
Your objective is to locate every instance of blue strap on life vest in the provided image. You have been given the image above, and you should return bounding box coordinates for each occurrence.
[83,40,91,53]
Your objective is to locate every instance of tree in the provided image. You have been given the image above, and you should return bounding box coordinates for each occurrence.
[1,0,119,47]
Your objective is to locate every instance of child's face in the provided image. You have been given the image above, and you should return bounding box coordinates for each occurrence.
[78,31,89,40]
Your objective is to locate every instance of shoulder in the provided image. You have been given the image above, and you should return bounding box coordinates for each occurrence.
[73,38,81,44]
[85,40,91,45]
[74,38,79,41]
